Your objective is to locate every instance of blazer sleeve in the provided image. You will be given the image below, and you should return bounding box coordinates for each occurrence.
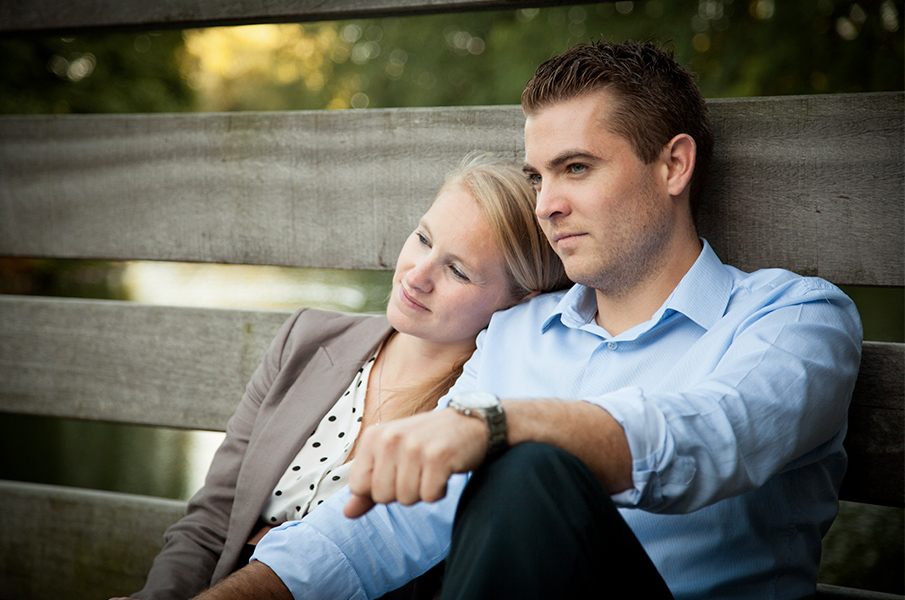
[131,309,305,600]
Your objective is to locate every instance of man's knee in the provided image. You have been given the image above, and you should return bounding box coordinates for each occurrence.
[457,441,613,530]
[471,441,602,500]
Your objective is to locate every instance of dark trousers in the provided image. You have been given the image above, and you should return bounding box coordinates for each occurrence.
[441,442,674,600]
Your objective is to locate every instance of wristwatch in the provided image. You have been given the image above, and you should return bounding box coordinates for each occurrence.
[448,391,508,459]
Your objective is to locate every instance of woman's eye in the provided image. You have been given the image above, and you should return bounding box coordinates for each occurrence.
[450,265,471,282]
[417,232,430,246]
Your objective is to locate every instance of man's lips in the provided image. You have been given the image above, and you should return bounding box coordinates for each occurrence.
[552,232,586,246]
[400,285,429,311]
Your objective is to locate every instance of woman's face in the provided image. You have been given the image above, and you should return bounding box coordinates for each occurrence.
[387,182,513,349]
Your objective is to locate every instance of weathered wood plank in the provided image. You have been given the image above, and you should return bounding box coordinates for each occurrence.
[0,106,525,271]
[0,480,899,600]
[0,295,290,431]
[816,583,905,600]
[0,479,186,600]
[0,0,601,35]
[1,93,901,287]
[840,342,905,507]
[703,93,904,286]
[1,296,902,505]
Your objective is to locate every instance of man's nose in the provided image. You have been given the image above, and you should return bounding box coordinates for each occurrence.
[535,179,570,222]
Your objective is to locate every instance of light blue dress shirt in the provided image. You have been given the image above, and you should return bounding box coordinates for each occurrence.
[253,240,862,600]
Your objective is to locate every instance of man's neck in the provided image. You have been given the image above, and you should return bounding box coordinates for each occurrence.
[594,236,702,337]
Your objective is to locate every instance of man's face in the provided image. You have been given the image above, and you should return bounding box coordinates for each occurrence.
[523,90,674,297]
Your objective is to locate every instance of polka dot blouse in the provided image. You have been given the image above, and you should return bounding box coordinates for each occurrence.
[261,353,375,524]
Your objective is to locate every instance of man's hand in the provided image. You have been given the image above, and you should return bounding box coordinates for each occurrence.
[344,408,488,518]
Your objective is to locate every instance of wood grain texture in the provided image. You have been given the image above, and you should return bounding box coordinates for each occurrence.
[0,295,290,431]
[816,584,905,600]
[702,93,904,287]
[0,479,899,600]
[0,0,599,34]
[841,342,905,507]
[0,480,186,600]
[0,106,526,271]
[1,295,901,505]
[1,93,901,286]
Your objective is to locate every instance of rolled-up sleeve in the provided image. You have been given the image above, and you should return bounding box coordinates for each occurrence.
[587,278,862,513]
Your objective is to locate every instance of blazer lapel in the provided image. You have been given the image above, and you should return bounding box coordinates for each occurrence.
[215,316,392,578]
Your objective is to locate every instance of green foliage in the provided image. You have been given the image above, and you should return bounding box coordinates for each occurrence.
[0,1,900,114]
[334,0,903,109]
[0,30,193,114]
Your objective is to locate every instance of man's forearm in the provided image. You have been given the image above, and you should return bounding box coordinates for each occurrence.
[346,398,633,518]
[503,399,633,494]
[191,561,292,600]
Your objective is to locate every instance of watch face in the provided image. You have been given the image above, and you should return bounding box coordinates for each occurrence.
[453,392,499,409]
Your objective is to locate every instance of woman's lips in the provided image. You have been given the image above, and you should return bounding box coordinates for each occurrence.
[400,285,429,311]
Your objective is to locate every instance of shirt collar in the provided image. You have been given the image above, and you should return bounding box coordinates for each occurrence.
[661,239,733,331]
[542,239,733,335]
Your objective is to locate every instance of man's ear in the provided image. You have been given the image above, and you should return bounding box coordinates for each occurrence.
[661,133,696,198]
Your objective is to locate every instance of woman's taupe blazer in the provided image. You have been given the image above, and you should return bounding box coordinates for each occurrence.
[133,308,393,600]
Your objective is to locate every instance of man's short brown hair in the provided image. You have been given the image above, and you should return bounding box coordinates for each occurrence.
[521,40,713,220]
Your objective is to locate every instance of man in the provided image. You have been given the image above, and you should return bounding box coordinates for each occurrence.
[194,40,861,600]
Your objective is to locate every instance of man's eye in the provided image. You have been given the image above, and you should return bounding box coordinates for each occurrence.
[526,173,541,186]
[569,164,587,174]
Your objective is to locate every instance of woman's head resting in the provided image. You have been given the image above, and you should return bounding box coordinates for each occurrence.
[443,153,571,305]
[387,153,571,347]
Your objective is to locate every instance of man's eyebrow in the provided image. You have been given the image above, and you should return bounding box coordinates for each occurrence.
[523,151,600,173]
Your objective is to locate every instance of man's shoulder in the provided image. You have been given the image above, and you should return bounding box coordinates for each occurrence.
[729,265,846,299]
[723,266,857,325]
[493,288,572,325]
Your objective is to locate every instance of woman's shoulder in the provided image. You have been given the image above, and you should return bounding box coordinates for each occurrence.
[283,308,391,348]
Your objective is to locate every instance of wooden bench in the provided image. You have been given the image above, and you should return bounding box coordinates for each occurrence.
[0,2,902,599]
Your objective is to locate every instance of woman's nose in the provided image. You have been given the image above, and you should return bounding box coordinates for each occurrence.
[404,258,434,292]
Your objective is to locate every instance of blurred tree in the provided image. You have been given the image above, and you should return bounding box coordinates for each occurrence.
[173,0,902,113]
[0,2,900,115]
[0,30,193,114]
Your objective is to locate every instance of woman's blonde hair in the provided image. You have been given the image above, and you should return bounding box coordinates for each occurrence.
[441,152,572,305]
[398,153,572,417]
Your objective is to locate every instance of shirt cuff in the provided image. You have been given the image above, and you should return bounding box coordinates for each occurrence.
[583,388,695,508]
[252,519,367,600]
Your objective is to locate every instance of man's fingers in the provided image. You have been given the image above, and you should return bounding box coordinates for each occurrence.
[345,411,484,515]
[343,493,376,519]
[395,441,425,505]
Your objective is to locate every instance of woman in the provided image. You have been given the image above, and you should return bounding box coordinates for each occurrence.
[119,154,570,600]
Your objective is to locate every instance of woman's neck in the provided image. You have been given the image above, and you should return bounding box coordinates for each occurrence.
[378,332,474,390]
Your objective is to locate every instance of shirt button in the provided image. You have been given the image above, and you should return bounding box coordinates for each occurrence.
[607,341,618,350]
